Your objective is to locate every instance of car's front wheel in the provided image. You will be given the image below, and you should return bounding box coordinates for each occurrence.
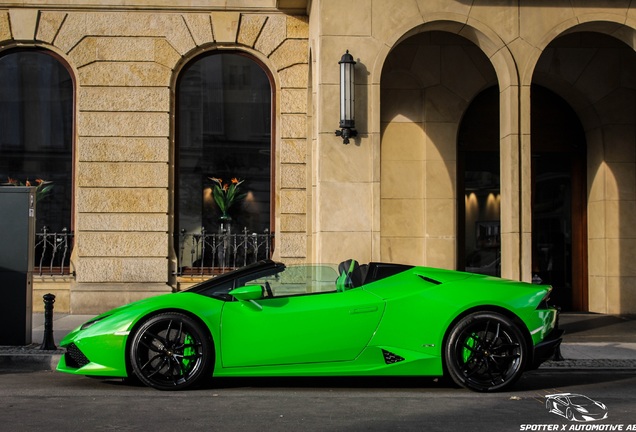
[129,312,213,390]
[445,311,527,392]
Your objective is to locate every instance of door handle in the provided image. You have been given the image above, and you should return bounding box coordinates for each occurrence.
[350,306,378,314]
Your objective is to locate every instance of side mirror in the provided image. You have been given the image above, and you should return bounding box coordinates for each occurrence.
[229,284,264,310]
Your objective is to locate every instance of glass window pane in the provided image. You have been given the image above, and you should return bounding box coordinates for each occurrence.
[0,50,73,232]
[177,53,272,237]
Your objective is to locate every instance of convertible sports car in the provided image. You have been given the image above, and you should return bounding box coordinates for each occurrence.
[57,259,562,392]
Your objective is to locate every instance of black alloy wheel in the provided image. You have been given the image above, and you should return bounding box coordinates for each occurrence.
[130,312,213,390]
[445,311,527,392]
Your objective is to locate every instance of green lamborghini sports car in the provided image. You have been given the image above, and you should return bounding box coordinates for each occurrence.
[57,259,562,392]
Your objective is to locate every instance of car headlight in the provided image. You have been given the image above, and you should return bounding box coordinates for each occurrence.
[80,315,111,330]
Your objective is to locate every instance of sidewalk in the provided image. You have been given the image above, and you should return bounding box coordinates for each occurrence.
[1,312,635,372]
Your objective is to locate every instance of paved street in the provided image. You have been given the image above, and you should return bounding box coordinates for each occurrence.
[1,369,635,431]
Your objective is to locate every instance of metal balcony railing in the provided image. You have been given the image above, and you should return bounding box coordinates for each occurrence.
[176,227,274,277]
[35,227,74,276]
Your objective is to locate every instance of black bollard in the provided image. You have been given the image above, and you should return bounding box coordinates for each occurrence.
[40,293,57,350]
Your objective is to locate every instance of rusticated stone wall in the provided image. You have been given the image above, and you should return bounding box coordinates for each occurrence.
[1,7,309,313]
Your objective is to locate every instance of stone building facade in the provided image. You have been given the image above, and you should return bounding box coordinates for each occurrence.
[1,0,635,315]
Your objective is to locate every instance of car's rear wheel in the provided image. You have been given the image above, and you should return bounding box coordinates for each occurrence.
[129,312,213,390]
[445,311,527,392]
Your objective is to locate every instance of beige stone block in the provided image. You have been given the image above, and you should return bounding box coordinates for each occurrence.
[371,0,422,43]
[254,15,286,56]
[587,238,607,278]
[78,162,168,188]
[79,62,172,87]
[416,0,472,17]
[78,112,170,137]
[607,238,636,277]
[278,232,307,258]
[79,87,170,112]
[286,15,308,39]
[318,36,383,85]
[75,258,168,283]
[318,231,373,264]
[237,14,267,47]
[424,87,468,124]
[317,83,339,134]
[70,37,157,67]
[380,86,423,123]
[0,12,10,41]
[280,189,307,214]
[184,13,213,46]
[319,181,372,232]
[604,124,636,163]
[269,39,308,71]
[607,276,636,314]
[281,214,306,232]
[381,122,426,161]
[588,157,606,204]
[426,198,455,237]
[78,137,169,162]
[380,236,425,266]
[380,198,425,237]
[77,232,167,257]
[426,160,455,199]
[154,39,182,69]
[211,11,240,43]
[426,237,455,269]
[281,164,306,189]
[9,8,38,40]
[33,278,72,313]
[587,200,606,240]
[605,200,636,239]
[500,231,520,280]
[380,160,425,199]
[425,122,458,161]
[77,188,168,213]
[519,3,576,48]
[280,114,306,139]
[319,134,372,183]
[587,275,607,314]
[279,63,309,88]
[280,139,307,164]
[281,88,307,114]
[605,162,636,201]
[321,0,371,37]
[36,11,66,44]
[78,213,168,232]
[70,282,171,314]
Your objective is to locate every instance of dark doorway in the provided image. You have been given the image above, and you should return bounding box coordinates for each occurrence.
[531,85,587,311]
[458,86,501,277]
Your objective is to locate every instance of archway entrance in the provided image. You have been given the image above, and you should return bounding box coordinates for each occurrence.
[458,85,587,311]
[531,85,587,311]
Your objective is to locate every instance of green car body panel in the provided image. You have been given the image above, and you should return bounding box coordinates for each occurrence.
[57,260,561,391]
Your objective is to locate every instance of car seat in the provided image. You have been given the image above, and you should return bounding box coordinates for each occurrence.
[336,259,362,292]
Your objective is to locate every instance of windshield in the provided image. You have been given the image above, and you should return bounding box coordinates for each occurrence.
[185,261,339,300]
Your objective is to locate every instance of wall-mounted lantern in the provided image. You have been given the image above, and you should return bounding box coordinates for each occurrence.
[335,50,357,144]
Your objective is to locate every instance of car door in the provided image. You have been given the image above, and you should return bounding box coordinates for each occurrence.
[220,287,385,368]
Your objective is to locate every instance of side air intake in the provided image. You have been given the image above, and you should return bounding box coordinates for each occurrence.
[382,349,405,364]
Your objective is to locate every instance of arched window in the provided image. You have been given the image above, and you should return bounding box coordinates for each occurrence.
[0,49,73,232]
[176,52,273,271]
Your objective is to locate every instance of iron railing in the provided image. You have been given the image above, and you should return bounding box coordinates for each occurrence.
[35,227,73,276]
[176,227,274,277]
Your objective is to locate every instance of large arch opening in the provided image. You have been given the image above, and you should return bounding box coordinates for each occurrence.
[175,51,274,272]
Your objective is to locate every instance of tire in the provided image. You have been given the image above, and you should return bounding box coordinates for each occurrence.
[129,312,213,390]
[444,311,527,392]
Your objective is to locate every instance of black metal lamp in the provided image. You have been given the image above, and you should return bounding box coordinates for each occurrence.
[335,50,357,144]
